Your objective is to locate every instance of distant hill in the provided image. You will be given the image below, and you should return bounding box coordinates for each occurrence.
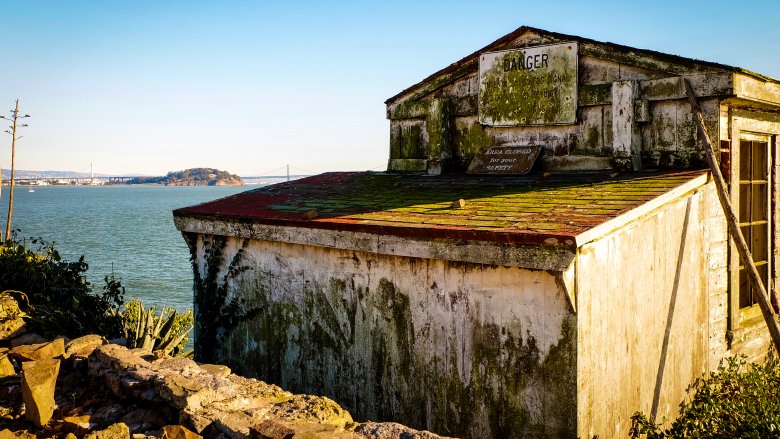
[127,168,244,186]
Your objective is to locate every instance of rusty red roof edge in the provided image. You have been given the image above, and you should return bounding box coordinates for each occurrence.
[174,170,707,249]
[174,209,580,247]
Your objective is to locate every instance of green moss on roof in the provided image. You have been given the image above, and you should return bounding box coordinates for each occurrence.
[176,170,707,247]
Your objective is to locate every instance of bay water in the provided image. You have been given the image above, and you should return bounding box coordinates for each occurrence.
[6,182,283,312]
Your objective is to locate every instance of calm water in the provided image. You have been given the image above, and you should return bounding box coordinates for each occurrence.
[6,183,274,312]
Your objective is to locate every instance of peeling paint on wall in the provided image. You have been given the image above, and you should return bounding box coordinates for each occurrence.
[187,237,577,438]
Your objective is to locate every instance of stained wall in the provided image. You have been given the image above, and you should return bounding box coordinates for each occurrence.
[185,233,577,439]
[575,185,711,437]
[386,30,727,174]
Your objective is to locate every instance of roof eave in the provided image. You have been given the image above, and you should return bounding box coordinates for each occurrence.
[173,213,578,271]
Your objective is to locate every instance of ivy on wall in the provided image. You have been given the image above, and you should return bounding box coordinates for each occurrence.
[184,233,261,363]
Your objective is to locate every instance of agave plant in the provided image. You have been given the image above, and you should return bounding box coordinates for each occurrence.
[121,299,193,356]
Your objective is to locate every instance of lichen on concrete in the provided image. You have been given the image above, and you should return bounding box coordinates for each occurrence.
[189,238,579,438]
[478,49,577,126]
[452,119,494,171]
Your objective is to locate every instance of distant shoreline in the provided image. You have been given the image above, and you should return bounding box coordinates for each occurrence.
[1,183,250,187]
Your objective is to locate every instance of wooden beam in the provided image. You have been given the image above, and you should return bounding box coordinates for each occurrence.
[684,79,780,354]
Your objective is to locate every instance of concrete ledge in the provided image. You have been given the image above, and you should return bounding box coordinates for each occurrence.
[174,217,576,271]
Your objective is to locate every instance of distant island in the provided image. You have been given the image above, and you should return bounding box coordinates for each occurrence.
[127,168,244,186]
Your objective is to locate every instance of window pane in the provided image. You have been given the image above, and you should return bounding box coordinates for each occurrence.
[739,184,751,222]
[752,141,768,180]
[740,140,752,180]
[752,184,768,222]
[751,224,768,263]
[739,269,751,308]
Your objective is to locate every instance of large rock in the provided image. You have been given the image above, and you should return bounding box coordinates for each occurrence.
[84,422,130,439]
[250,420,294,439]
[10,338,65,361]
[89,344,238,410]
[271,394,353,428]
[198,363,231,377]
[0,355,15,379]
[61,414,97,435]
[65,334,106,358]
[355,422,454,439]
[0,431,37,439]
[160,425,203,439]
[21,358,60,426]
[88,343,156,397]
[87,345,450,439]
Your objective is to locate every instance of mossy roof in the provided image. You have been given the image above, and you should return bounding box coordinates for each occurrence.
[174,170,707,248]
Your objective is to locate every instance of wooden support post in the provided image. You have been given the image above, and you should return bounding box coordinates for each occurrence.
[684,79,780,354]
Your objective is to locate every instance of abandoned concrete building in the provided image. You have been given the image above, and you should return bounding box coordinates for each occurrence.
[173,26,780,438]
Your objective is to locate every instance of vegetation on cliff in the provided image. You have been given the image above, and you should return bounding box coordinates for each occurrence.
[127,167,243,186]
[0,235,124,338]
[0,234,192,353]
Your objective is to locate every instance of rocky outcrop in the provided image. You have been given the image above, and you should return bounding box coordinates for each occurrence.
[87,344,360,438]
[0,330,453,438]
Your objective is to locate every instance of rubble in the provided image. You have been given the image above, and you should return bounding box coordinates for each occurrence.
[0,294,453,438]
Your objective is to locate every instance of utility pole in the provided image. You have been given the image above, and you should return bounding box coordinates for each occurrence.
[287,164,290,182]
[1,100,30,241]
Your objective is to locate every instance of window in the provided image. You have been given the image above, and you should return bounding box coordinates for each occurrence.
[737,136,772,310]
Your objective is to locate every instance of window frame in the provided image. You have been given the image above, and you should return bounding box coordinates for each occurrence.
[736,133,772,317]
[728,122,779,332]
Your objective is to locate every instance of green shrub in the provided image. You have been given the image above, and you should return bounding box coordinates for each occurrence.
[121,298,193,356]
[630,356,780,438]
[0,233,125,338]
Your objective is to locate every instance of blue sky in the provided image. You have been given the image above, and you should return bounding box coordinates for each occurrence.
[2,1,779,176]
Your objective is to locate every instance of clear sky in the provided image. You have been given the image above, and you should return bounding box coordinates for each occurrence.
[2,0,779,176]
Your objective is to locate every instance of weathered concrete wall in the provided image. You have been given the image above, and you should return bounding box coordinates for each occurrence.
[387,29,728,173]
[186,234,577,439]
[701,183,731,369]
[575,187,709,438]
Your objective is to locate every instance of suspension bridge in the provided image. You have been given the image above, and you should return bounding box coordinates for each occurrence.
[0,164,349,186]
